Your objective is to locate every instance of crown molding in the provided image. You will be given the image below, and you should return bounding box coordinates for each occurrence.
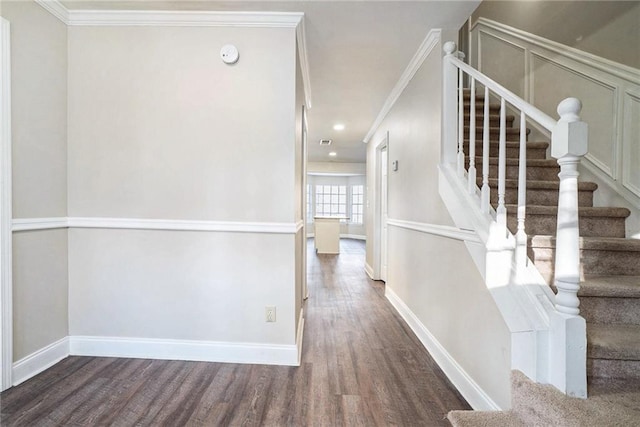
[296,16,312,109]
[363,29,441,143]
[34,0,69,24]
[34,0,312,110]
[66,10,303,28]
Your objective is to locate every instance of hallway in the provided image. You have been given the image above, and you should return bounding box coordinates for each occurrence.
[0,239,469,426]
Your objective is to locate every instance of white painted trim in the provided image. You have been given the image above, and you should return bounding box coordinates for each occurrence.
[386,218,481,243]
[296,309,305,365]
[69,9,302,28]
[12,217,68,231]
[472,17,640,84]
[341,234,366,241]
[363,29,441,143]
[365,262,375,280]
[12,337,70,386]
[296,17,312,109]
[385,286,501,411]
[34,0,69,23]
[69,335,300,366]
[12,217,303,234]
[0,17,12,392]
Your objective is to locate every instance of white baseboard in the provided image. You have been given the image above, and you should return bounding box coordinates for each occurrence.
[341,234,366,240]
[365,262,375,279]
[69,335,301,366]
[385,287,501,411]
[12,337,70,386]
[306,233,366,241]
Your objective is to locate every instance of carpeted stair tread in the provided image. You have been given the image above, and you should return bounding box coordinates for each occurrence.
[580,275,640,298]
[464,126,530,135]
[447,410,526,427]
[530,235,640,252]
[587,323,640,360]
[464,140,549,149]
[485,178,597,191]
[504,204,630,218]
[473,157,559,168]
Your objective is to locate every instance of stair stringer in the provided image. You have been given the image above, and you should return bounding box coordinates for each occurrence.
[439,163,587,399]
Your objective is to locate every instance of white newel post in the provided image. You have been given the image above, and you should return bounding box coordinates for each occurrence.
[442,42,458,166]
[549,97,588,399]
[552,98,587,315]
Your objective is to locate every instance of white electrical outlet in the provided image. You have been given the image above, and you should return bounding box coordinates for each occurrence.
[265,306,276,322]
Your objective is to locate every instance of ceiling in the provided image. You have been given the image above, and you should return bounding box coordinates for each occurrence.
[60,0,480,163]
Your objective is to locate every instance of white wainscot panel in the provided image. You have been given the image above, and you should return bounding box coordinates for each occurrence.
[622,91,640,197]
[531,52,618,177]
[478,31,526,98]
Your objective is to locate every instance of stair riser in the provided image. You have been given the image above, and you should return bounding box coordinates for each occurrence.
[475,163,560,181]
[588,358,640,379]
[463,143,548,159]
[510,215,625,238]
[464,115,514,128]
[581,297,640,325]
[463,129,524,142]
[491,187,594,207]
[463,102,501,114]
[530,248,640,283]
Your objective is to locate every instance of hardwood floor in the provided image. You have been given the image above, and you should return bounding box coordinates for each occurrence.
[1,239,470,426]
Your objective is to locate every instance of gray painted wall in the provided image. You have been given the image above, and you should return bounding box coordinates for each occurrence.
[1,0,69,361]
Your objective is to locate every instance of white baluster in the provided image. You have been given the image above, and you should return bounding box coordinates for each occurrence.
[552,98,588,315]
[457,68,465,177]
[481,86,490,213]
[496,98,507,236]
[516,111,528,266]
[442,42,458,165]
[468,78,477,194]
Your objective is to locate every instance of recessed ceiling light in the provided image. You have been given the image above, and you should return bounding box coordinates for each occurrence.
[329,152,337,157]
[333,124,345,131]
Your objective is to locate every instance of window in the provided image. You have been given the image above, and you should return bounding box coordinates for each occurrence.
[351,185,364,224]
[315,185,346,217]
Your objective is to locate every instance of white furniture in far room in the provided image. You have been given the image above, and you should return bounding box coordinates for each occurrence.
[314,216,347,254]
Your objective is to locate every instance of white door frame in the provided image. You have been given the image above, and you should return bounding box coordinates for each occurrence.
[301,105,309,300]
[372,133,388,281]
[0,17,13,392]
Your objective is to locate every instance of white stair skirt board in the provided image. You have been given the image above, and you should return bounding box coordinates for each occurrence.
[12,337,70,386]
[385,286,501,411]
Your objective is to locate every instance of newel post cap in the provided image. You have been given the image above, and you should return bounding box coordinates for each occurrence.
[552,98,588,159]
[443,41,457,55]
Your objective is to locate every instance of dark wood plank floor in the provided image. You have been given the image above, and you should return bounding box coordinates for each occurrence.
[1,239,469,426]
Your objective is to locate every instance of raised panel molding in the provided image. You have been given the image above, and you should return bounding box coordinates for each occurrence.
[530,51,618,178]
[622,91,640,198]
[477,30,527,99]
[472,17,640,209]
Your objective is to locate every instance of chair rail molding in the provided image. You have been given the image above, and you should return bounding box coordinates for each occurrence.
[386,218,481,243]
[13,217,304,234]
